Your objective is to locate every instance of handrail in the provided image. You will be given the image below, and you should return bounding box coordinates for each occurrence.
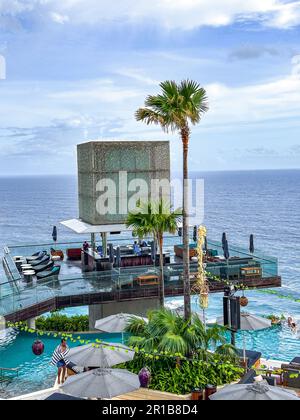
[5,237,277,262]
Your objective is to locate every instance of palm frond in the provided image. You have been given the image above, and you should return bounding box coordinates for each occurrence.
[135,79,209,133]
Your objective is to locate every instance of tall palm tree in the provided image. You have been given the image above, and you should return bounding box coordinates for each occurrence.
[126,200,181,306]
[135,80,209,320]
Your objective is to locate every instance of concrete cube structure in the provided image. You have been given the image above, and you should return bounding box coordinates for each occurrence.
[77,141,170,225]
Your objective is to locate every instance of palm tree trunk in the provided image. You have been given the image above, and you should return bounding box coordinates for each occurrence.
[158,234,165,307]
[182,127,191,321]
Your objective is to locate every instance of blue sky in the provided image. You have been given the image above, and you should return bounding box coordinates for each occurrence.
[0,0,300,175]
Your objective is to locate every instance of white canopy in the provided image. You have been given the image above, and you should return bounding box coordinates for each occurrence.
[60,219,130,235]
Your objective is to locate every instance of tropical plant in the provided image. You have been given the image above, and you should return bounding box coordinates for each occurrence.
[126,200,181,306]
[122,355,243,395]
[136,80,209,320]
[36,313,89,332]
[125,308,235,360]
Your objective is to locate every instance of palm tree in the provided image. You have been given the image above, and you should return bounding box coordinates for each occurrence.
[135,80,209,320]
[125,308,234,360]
[126,200,181,306]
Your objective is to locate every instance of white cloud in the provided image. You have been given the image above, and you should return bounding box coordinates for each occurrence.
[48,79,141,104]
[202,57,300,128]
[0,0,300,30]
[50,12,70,24]
[0,0,38,15]
[2,0,300,29]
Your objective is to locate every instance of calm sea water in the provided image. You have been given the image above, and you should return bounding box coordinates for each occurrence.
[0,170,300,390]
[0,170,299,290]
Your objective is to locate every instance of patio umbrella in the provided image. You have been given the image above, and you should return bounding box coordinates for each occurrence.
[249,234,255,254]
[109,243,114,264]
[223,239,230,260]
[68,342,135,368]
[204,236,208,253]
[210,381,299,400]
[52,226,57,243]
[166,303,204,321]
[223,239,230,282]
[116,246,121,268]
[222,232,227,250]
[61,368,140,399]
[151,241,156,261]
[217,312,272,362]
[44,393,84,401]
[95,313,148,343]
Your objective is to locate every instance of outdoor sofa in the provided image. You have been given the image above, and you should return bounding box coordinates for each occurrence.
[281,358,300,388]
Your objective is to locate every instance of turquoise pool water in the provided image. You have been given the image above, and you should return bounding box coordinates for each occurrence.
[0,330,124,399]
[1,292,300,398]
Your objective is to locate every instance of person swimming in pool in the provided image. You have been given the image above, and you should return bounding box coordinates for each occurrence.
[51,339,70,385]
[288,316,297,334]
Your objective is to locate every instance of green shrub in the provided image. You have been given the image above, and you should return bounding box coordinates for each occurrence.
[121,354,243,395]
[36,313,89,332]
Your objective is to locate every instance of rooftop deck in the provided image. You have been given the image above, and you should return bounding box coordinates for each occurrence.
[1,236,281,323]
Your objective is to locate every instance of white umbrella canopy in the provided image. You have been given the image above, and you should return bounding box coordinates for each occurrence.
[210,381,299,401]
[61,368,140,399]
[95,313,148,333]
[165,302,204,321]
[216,312,272,331]
[68,342,135,368]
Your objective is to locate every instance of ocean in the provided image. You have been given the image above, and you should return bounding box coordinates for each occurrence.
[0,170,300,361]
[1,170,299,289]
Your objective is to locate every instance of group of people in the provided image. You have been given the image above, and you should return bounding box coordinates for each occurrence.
[83,240,148,257]
[133,240,148,256]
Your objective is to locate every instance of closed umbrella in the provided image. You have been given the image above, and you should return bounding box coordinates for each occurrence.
[68,342,135,368]
[217,312,272,363]
[109,244,114,264]
[250,234,255,254]
[95,313,148,343]
[204,236,208,254]
[52,226,58,243]
[210,381,299,400]
[222,232,227,250]
[151,241,156,261]
[223,239,230,260]
[223,239,230,281]
[116,247,121,268]
[61,368,140,399]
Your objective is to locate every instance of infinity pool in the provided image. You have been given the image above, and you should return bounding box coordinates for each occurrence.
[1,291,300,398]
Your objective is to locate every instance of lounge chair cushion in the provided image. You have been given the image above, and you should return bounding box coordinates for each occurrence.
[31,255,50,267]
[34,261,54,274]
[36,266,60,280]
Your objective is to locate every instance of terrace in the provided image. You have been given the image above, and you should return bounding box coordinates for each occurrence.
[1,234,281,323]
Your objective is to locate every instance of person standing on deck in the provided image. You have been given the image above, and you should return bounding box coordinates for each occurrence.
[51,339,70,385]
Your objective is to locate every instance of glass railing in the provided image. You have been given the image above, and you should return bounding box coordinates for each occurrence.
[0,236,279,318]
[0,260,279,318]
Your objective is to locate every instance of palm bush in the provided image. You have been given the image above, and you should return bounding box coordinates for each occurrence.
[125,308,236,360]
[126,200,181,306]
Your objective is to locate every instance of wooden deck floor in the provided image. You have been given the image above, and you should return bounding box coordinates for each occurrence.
[113,389,191,400]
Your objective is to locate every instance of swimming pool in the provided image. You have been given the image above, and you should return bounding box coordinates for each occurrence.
[1,291,300,398]
[0,330,124,399]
